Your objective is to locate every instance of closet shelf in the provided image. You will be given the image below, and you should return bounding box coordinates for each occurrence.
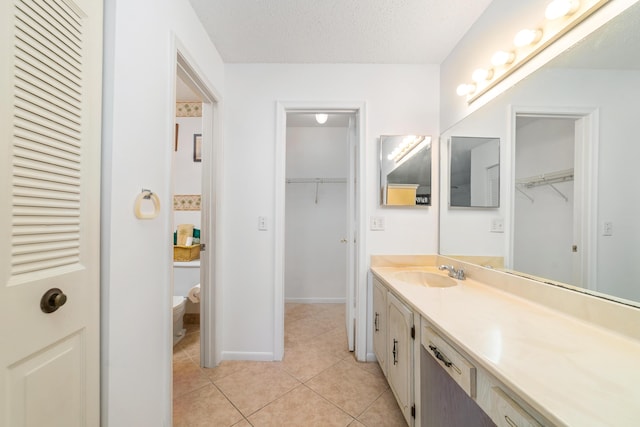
[515,168,573,203]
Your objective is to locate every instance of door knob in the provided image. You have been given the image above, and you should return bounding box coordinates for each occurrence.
[40,288,68,313]
[340,238,348,243]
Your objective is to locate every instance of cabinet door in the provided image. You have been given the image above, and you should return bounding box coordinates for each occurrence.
[372,278,387,375]
[387,292,414,426]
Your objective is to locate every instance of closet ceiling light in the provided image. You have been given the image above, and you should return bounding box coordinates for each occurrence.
[514,29,543,47]
[491,50,515,67]
[315,113,328,124]
[545,0,580,20]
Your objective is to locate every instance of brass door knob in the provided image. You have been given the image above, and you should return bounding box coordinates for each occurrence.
[40,288,68,313]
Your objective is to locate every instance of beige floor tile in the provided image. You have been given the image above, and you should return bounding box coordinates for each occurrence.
[306,359,389,417]
[204,360,266,383]
[173,383,244,427]
[285,303,329,322]
[357,388,407,427]
[348,421,367,427]
[214,362,300,416]
[282,345,341,382]
[175,330,200,357]
[305,327,352,360]
[248,385,354,427]
[173,358,211,398]
[231,419,252,427]
[285,315,336,345]
[342,354,385,379]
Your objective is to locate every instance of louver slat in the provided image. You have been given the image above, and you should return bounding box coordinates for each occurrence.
[11,0,84,277]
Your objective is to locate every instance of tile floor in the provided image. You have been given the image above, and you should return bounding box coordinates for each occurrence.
[173,303,406,426]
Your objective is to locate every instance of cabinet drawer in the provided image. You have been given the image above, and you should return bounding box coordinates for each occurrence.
[492,387,541,427]
[422,326,476,397]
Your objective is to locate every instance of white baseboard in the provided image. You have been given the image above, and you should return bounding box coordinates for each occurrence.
[285,297,346,304]
[221,351,274,361]
[366,352,377,363]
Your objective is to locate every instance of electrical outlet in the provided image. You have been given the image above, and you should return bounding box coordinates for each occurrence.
[490,218,504,233]
[258,216,267,231]
[603,221,613,236]
[370,216,385,231]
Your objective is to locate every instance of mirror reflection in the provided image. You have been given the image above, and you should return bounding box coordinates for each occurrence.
[439,3,640,306]
[380,135,432,206]
[449,136,500,208]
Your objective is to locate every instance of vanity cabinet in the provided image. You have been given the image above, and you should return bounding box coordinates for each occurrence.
[372,278,387,375]
[372,276,417,426]
[421,320,549,427]
[387,292,415,425]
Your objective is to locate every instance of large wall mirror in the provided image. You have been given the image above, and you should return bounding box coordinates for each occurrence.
[380,135,432,206]
[440,2,640,307]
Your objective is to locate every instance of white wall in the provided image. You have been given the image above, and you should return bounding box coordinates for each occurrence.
[173,116,202,229]
[222,64,439,359]
[101,0,224,425]
[285,126,348,302]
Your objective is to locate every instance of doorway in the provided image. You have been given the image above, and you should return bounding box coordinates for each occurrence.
[511,108,597,290]
[275,102,367,362]
[283,113,352,352]
[172,51,222,369]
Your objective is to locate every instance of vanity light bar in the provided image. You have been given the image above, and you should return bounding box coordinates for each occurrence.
[456,0,608,101]
[387,135,427,163]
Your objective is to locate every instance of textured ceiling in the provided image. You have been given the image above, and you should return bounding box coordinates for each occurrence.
[188,0,493,64]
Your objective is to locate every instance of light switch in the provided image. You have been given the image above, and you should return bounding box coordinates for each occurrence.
[370,216,385,231]
[258,216,267,231]
[603,221,613,236]
[490,218,504,233]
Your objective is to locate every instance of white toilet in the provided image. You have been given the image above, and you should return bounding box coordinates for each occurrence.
[173,260,200,346]
[173,296,187,346]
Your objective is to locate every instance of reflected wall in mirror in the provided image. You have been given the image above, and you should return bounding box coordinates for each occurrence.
[439,2,640,307]
[449,136,500,208]
[380,135,432,206]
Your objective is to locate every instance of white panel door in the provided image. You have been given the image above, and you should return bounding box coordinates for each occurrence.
[0,0,103,426]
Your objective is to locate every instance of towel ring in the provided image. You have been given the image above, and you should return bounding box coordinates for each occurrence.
[134,189,160,219]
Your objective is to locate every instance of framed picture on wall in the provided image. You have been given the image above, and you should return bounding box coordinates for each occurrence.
[193,134,202,162]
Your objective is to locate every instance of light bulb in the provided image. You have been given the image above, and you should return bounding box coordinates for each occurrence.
[472,68,494,83]
[315,113,328,124]
[514,29,542,47]
[491,50,515,67]
[545,0,579,20]
[456,83,476,97]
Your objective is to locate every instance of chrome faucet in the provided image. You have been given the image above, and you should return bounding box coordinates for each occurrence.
[438,264,465,280]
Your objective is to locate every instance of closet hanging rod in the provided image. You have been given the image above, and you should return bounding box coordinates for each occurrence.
[516,168,574,189]
[286,178,347,184]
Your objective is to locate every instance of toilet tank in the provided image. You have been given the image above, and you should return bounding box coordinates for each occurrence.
[173,260,200,296]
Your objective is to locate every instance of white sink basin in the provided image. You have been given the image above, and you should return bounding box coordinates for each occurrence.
[391,271,457,288]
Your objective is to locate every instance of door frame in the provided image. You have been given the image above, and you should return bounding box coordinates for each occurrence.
[172,41,223,369]
[274,101,367,361]
[508,105,599,289]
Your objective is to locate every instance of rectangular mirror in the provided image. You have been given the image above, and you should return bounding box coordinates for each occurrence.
[439,3,640,308]
[380,135,432,206]
[449,136,500,208]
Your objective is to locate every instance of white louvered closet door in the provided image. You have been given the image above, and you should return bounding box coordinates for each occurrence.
[0,0,102,426]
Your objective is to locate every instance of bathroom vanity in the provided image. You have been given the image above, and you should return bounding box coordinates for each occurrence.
[371,256,640,427]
